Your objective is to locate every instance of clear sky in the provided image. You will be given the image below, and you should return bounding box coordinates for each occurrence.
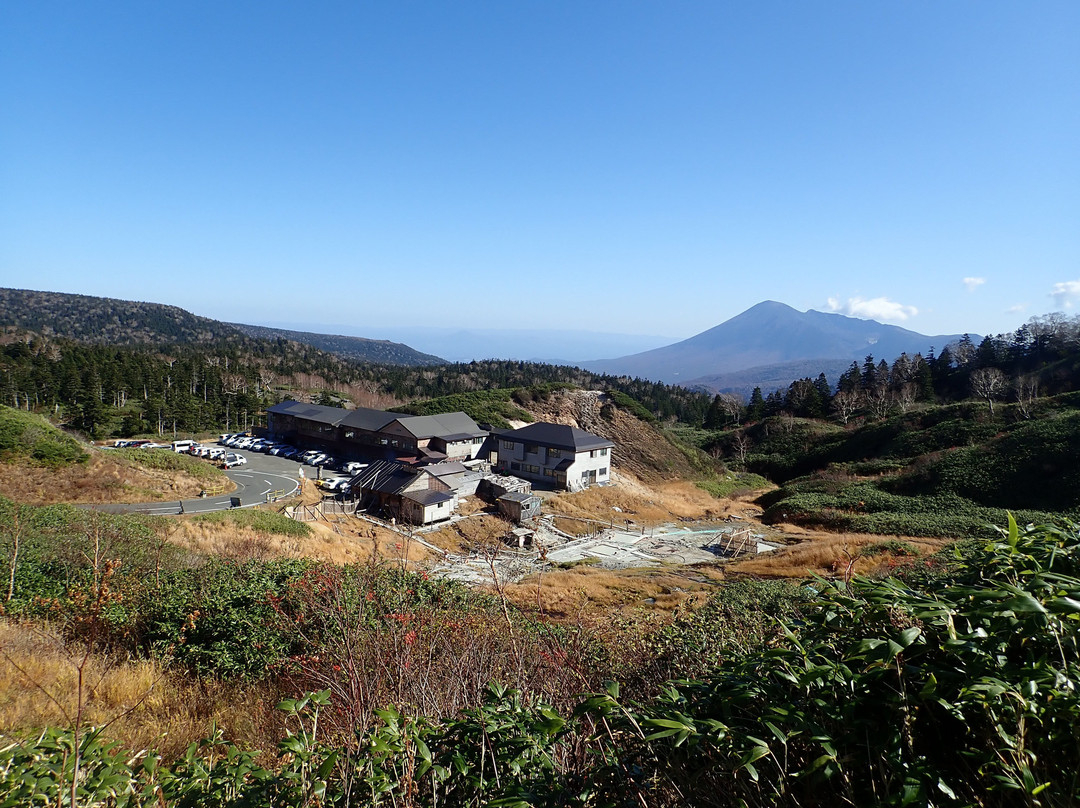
[2,2,1078,343]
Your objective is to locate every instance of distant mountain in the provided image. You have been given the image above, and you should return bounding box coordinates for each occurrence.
[583,301,972,387]
[0,288,236,344]
[230,323,444,366]
[0,288,442,366]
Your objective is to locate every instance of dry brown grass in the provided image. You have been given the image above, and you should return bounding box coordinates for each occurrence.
[729,528,950,578]
[0,453,232,506]
[544,472,755,526]
[505,564,726,620]
[423,514,515,553]
[166,509,434,566]
[0,620,282,760]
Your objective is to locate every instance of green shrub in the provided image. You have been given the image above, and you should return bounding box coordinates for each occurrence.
[0,406,88,466]
[696,473,771,499]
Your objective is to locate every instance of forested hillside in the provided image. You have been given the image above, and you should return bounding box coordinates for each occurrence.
[230,322,445,366]
[0,328,714,439]
[0,288,238,345]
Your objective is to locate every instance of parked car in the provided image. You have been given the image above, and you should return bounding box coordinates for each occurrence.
[223,453,247,468]
[342,461,368,475]
[269,444,294,456]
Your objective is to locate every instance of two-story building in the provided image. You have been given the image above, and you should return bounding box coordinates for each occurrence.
[491,422,614,491]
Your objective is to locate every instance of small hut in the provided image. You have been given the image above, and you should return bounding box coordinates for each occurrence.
[497,491,542,524]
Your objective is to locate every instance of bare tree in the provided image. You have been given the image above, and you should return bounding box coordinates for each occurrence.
[865,385,894,420]
[1014,373,1040,419]
[717,393,744,426]
[731,432,752,467]
[831,389,860,425]
[970,367,1007,414]
[0,501,26,602]
[895,383,918,414]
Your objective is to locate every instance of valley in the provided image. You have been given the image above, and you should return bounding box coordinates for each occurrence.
[0,288,1078,807]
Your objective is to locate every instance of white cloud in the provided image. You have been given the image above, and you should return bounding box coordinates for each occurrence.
[1051,280,1080,309]
[963,277,986,292]
[825,296,918,324]
[1006,303,1028,314]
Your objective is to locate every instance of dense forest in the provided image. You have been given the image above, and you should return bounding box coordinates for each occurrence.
[0,330,714,438]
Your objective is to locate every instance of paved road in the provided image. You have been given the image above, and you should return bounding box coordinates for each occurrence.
[89,449,314,515]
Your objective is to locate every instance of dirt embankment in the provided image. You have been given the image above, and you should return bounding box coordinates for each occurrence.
[0,453,229,506]
[521,389,700,482]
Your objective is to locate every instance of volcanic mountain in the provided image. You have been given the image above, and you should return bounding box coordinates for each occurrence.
[583,301,971,389]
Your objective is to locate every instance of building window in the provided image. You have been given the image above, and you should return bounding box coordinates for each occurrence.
[526,464,540,474]
[473,437,484,444]
[599,467,608,476]
[548,448,561,458]
[344,430,355,438]
[502,440,515,450]
[437,501,446,508]
[525,443,538,455]
[543,468,556,477]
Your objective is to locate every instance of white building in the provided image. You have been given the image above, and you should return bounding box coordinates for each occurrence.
[491,422,614,491]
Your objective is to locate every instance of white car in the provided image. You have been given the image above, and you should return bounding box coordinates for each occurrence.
[223,453,247,468]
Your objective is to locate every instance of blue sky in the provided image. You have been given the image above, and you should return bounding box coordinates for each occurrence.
[2,1,1078,345]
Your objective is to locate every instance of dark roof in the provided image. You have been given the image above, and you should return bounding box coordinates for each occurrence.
[427,462,467,477]
[396,413,485,440]
[351,460,424,495]
[267,400,349,426]
[495,422,614,453]
[339,407,400,432]
[437,432,480,442]
[402,489,454,507]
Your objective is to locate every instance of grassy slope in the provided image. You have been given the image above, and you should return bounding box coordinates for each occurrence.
[733,396,1080,538]
[0,406,89,466]
[0,406,231,504]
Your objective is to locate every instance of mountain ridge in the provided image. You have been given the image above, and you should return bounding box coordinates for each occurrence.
[0,288,443,367]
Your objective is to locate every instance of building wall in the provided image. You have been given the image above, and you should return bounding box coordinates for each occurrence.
[432,436,486,460]
[496,440,612,490]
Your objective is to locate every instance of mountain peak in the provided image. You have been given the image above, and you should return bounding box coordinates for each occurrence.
[582,301,971,387]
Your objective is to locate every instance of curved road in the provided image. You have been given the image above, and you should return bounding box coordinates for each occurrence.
[89,451,312,515]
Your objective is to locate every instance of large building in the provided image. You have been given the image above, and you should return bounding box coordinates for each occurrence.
[491,422,614,491]
[266,400,487,463]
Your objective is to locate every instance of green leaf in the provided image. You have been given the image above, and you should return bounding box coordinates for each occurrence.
[1003,594,1047,614]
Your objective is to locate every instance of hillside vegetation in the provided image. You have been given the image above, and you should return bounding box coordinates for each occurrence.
[1,511,1077,806]
[0,406,88,466]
